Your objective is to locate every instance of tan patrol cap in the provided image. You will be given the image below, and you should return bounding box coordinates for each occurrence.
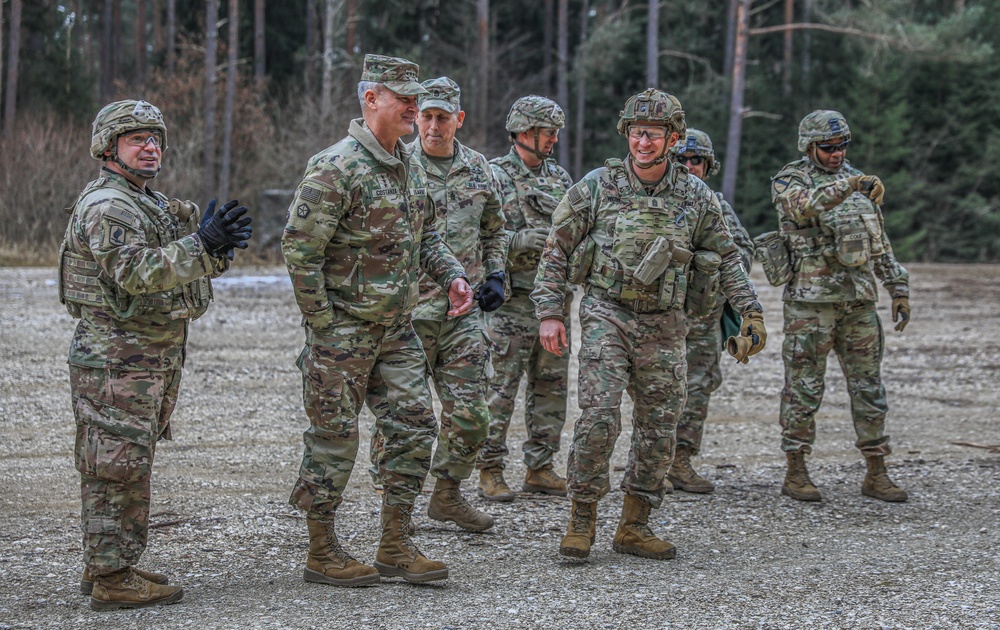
[418,77,461,113]
[361,54,428,96]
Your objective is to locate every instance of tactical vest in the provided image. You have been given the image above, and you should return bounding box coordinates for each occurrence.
[587,159,695,313]
[59,177,213,321]
[496,156,571,276]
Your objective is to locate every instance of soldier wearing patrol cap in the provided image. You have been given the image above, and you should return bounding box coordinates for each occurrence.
[61,99,253,610]
[533,88,765,561]
[282,55,471,586]
[368,76,509,533]
[770,109,910,503]
[476,95,574,502]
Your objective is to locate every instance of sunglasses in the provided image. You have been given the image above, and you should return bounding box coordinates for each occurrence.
[122,132,163,148]
[627,127,668,141]
[816,140,850,153]
[678,155,706,166]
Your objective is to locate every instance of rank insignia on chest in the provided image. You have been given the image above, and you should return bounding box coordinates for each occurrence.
[296,203,310,218]
[536,177,549,186]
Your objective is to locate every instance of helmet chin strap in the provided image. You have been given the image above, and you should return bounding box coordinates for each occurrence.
[110,145,160,180]
[807,144,841,174]
[514,130,552,161]
[632,146,670,170]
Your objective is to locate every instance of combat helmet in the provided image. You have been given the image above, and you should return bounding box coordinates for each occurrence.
[617,88,685,137]
[797,109,851,153]
[90,99,168,179]
[505,95,565,134]
[670,128,720,177]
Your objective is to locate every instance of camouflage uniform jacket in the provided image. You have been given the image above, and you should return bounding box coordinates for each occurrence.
[60,169,227,371]
[490,147,574,292]
[282,119,466,329]
[409,138,509,321]
[716,192,754,272]
[771,157,908,303]
[533,156,760,321]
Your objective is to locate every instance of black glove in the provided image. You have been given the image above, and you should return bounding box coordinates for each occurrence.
[474,273,506,312]
[197,199,253,259]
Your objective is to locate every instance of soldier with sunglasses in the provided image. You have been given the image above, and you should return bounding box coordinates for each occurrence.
[770,110,910,503]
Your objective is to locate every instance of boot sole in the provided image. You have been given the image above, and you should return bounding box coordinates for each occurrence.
[862,488,908,502]
[373,561,448,583]
[522,484,567,496]
[303,567,381,587]
[478,488,514,502]
[667,478,715,494]
[781,485,822,502]
[81,576,169,595]
[427,507,494,532]
[90,587,184,611]
[559,546,590,559]
[612,543,676,560]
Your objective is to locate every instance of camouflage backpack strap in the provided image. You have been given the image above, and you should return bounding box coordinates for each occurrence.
[604,157,634,198]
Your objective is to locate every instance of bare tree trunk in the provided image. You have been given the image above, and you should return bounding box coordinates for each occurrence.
[305,0,316,96]
[112,0,121,91]
[573,0,589,180]
[724,0,737,78]
[254,0,265,84]
[152,0,164,62]
[474,0,489,149]
[3,0,22,136]
[646,0,658,87]
[345,0,357,54]
[220,0,239,200]
[166,0,177,76]
[801,0,811,87]
[722,0,749,204]
[556,0,569,167]
[204,0,219,199]
[1,0,5,134]
[543,0,554,93]
[100,0,114,101]
[782,0,793,96]
[135,0,146,88]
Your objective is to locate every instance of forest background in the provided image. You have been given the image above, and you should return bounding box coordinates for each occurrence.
[0,0,997,265]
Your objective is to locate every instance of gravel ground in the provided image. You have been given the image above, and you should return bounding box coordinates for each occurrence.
[1,263,998,629]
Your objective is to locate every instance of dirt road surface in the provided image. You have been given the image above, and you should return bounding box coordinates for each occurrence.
[1,264,998,628]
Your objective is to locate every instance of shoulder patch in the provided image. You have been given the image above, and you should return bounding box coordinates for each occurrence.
[299,185,322,204]
[296,204,310,218]
[772,178,790,195]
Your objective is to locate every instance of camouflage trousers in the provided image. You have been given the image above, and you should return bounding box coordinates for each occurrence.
[291,312,437,515]
[780,300,891,456]
[568,294,688,508]
[477,291,569,472]
[676,304,724,453]
[70,365,178,576]
[369,312,492,484]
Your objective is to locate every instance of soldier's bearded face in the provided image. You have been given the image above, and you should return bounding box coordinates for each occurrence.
[417,108,464,158]
[813,135,847,171]
[375,88,420,138]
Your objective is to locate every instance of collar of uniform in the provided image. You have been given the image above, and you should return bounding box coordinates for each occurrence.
[412,138,467,172]
[100,166,153,197]
[623,155,677,195]
[349,118,405,167]
[507,145,552,178]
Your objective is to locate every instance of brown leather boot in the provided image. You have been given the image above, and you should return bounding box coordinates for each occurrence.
[478,466,515,502]
[427,477,494,531]
[862,454,909,502]
[81,566,168,595]
[304,517,380,587]
[89,567,184,611]
[374,503,448,583]
[559,499,597,559]
[667,444,715,494]
[782,450,822,501]
[523,464,567,496]
[612,494,676,560]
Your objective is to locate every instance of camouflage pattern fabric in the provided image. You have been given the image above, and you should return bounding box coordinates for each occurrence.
[676,192,754,453]
[476,147,573,472]
[532,157,760,505]
[771,154,908,455]
[282,119,466,512]
[369,137,507,482]
[62,170,226,576]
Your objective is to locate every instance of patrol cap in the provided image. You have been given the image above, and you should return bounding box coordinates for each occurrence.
[418,77,461,113]
[360,54,428,96]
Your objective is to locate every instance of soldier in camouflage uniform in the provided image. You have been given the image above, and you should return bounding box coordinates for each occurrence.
[282,55,471,587]
[533,89,766,560]
[771,110,909,503]
[476,96,574,502]
[666,129,755,494]
[61,100,253,610]
[368,77,509,532]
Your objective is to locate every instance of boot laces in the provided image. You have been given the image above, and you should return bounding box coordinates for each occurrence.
[570,504,592,533]
[324,526,355,562]
[633,503,656,539]
[396,507,422,556]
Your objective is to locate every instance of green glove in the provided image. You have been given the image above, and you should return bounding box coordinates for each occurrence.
[511,227,549,253]
[892,297,910,332]
[847,175,885,205]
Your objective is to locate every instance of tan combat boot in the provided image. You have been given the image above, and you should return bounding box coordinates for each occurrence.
[559,499,597,558]
[862,454,909,502]
[667,444,715,494]
[523,464,567,496]
[89,567,184,611]
[304,517,380,587]
[81,566,168,596]
[374,503,448,583]
[612,494,676,560]
[427,477,495,531]
[782,450,822,502]
[478,466,515,502]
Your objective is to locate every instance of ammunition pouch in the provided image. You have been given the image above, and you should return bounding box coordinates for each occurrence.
[752,231,793,286]
[685,250,722,319]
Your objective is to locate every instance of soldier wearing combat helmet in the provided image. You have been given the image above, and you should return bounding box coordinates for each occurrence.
[62,99,253,610]
[534,88,765,561]
[476,95,574,502]
[769,109,910,503]
[665,128,755,494]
